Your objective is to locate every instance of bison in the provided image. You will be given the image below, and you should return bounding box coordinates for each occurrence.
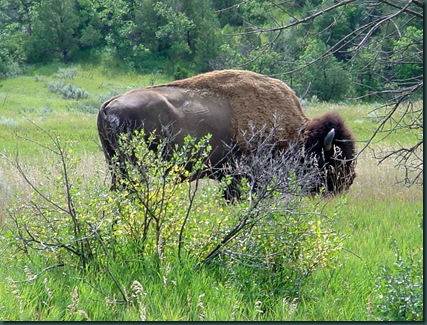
[97,69,356,199]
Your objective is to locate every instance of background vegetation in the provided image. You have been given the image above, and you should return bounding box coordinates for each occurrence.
[0,0,423,321]
[0,0,422,100]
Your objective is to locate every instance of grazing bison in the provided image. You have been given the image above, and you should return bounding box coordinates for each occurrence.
[97,69,356,199]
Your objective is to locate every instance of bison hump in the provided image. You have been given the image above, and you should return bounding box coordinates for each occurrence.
[155,70,309,149]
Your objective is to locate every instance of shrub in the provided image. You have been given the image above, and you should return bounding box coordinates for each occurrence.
[67,90,122,114]
[173,65,190,80]
[370,244,423,321]
[34,75,46,82]
[104,126,343,302]
[5,125,112,270]
[68,103,98,114]
[53,67,78,80]
[5,121,344,309]
[197,122,343,304]
[46,81,89,100]
[105,130,217,261]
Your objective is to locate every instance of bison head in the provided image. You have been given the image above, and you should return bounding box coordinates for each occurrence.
[302,112,357,194]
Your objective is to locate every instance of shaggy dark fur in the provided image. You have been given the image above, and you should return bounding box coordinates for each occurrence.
[302,112,356,193]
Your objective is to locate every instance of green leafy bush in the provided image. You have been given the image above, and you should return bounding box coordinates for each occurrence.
[5,123,344,310]
[103,128,344,302]
[106,130,217,260]
[370,244,423,321]
[173,65,190,80]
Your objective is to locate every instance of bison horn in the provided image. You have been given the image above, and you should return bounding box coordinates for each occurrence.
[324,128,335,151]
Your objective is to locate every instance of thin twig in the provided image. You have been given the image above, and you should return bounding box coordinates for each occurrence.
[10,263,65,283]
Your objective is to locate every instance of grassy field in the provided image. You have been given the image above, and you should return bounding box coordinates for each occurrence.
[0,64,423,321]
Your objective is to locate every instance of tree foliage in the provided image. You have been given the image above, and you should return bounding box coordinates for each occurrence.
[25,0,80,63]
[0,0,423,88]
[297,39,351,101]
[0,0,421,97]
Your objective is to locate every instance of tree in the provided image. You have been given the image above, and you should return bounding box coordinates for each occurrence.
[181,0,223,72]
[0,22,25,76]
[96,0,144,66]
[154,1,195,68]
[212,0,245,27]
[0,0,39,74]
[296,38,351,101]
[25,0,81,63]
[77,0,105,53]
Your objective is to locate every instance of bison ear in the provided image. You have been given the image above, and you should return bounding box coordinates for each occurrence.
[323,128,335,151]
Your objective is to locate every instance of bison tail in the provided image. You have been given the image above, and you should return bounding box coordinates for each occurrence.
[97,97,123,164]
[98,97,121,133]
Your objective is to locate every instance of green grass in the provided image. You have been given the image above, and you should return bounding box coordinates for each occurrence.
[0,63,171,155]
[0,254,249,321]
[305,101,421,147]
[0,64,423,321]
[291,146,423,320]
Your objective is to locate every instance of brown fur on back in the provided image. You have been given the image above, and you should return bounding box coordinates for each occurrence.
[152,70,309,149]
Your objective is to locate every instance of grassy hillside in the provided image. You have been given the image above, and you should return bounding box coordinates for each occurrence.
[0,63,172,155]
[0,64,423,321]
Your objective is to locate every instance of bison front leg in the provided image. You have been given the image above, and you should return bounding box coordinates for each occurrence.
[217,172,243,202]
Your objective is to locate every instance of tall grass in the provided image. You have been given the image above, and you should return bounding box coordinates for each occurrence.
[288,149,423,320]
[0,64,422,321]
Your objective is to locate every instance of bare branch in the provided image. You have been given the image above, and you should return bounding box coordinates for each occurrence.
[224,0,358,36]
[355,0,414,50]
[9,263,65,283]
[214,0,251,13]
[379,0,424,18]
